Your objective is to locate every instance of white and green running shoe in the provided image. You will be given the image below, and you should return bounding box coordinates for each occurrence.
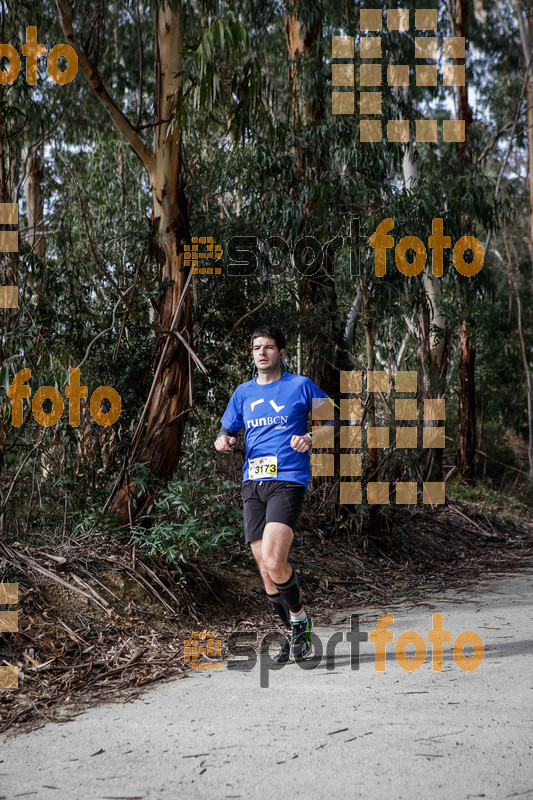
[289,616,313,661]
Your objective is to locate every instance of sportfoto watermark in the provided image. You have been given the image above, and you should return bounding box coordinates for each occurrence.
[219,218,483,279]
[227,613,484,688]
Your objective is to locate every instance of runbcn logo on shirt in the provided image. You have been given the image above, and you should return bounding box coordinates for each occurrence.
[246,415,289,429]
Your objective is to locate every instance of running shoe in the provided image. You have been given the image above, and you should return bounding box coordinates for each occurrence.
[272,630,292,664]
[289,615,313,661]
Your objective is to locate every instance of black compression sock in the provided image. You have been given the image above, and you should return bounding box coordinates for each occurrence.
[272,569,303,615]
[267,591,291,629]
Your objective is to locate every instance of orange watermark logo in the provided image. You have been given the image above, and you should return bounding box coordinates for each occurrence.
[227,613,484,687]
[184,630,222,669]
[370,613,484,672]
[184,237,223,275]
[311,370,446,506]
[0,202,19,308]
[371,218,484,277]
[6,368,121,427]
[0,27,78,86]
[332,8,467,144]
[0,582,19,689]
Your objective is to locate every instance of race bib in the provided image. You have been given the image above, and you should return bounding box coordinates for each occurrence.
[248,456,278,480]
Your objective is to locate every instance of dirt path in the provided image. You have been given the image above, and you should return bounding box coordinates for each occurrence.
[1,571,532,800]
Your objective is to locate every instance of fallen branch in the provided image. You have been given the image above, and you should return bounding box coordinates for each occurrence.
[447,504,498,539]
[0,544,111,614]
[87,646,147,682]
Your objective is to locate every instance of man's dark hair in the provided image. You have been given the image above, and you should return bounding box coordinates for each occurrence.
[250,324,286,351]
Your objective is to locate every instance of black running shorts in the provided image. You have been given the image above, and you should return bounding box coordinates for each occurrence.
[241,480,307,544]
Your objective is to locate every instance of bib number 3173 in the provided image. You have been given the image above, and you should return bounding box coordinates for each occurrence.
[248,456,278,480]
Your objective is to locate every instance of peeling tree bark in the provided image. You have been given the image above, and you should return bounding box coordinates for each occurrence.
[56,0,192,522]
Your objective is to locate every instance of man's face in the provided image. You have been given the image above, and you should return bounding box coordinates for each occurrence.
[252,336,284,373]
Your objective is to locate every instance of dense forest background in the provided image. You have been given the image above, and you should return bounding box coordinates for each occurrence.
[1,0,533,568]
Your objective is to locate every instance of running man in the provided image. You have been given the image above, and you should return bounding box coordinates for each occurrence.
[214,324,337,663]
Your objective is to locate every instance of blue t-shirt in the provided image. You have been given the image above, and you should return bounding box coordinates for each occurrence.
[220,371,329,488]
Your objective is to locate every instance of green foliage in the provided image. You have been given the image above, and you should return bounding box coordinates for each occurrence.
[72,438,243,567]
[125,418,244,565]
[3,0,533,545]
[128,472,242,567]
[175,15,267,140]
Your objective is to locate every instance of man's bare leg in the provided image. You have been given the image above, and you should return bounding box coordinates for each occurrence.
[250,521,304,614]
[250,521,311,662]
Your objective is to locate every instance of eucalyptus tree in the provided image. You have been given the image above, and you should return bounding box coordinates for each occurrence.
[468,0,533,478]
[53,0,261,520]
[0,0,77,495]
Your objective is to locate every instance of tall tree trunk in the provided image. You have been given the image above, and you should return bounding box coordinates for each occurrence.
[527,13,533,257]
[416,291,448,482]
[455,327,476,481]
[0,86,18,471]
[137,1,191,487]
[56,0,192,522]
[524,8,533,261]
[25,143,45,311]
[284,1,342,397]
[403,141,448,481]
[513,1,533,259]
[285,1,353,528]
[454,0,477,481]
[0,89,16,295]
[456,320,476,478]
[454,0,473,157]
[503,227,533,476]
[360,278,379,539]
[25,144,45,260]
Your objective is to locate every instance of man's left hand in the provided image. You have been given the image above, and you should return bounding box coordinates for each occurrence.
[290,434,311,453]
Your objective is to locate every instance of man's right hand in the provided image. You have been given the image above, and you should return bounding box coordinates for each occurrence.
[214,435,236,452]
